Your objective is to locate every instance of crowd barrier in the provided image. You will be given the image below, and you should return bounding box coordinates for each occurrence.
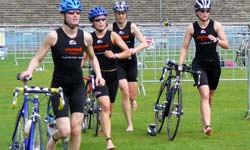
[0,25,249,95]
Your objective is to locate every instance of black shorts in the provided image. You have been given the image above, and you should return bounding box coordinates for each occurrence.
[50,83,86,119]
[192,59,221,90]
[118,61,138,82]
[94,70,119,103]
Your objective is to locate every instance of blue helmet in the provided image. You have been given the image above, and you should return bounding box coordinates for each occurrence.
[194,0,211,10]
[88,6,108,21]
[113,1,129,12]
[59,0,82,13]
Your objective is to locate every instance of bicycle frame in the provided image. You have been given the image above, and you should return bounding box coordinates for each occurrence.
[10,75,65,150]
[82,67,101,136]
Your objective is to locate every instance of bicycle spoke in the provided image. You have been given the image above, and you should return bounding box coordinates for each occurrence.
[154,80,168,133]
[30,117,43,150]
[10,111,26,150]
[167,87,182,141]
[93,103,100,137]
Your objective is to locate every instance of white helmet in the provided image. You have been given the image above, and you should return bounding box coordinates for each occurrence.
[194,0,211,10]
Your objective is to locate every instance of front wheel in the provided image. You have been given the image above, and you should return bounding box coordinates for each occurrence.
[167,86,183,141]
[154,80,168,133]
[29,117,44,150]
[10,110,26,150]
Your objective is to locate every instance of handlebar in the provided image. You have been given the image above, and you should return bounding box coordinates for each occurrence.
[159,60,201,85]
[12,73,65,110]
[12,86,65,110]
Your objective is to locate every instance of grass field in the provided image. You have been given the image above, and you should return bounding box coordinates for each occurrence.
[1,55,250,150]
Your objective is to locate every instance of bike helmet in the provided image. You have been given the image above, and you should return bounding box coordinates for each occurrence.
[88,6,108,21]
[59,0,82,13]
[113,1,129,12]
[147,123,157,136]
[194,0,211,10]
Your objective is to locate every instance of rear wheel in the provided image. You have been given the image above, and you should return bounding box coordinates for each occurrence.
[167,86,182,141]
[93,103,101,137]
[82,101,90,133]
[153,80,168,133]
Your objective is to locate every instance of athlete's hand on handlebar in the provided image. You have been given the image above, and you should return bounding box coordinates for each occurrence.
[177,64,183,72]
[95,76,105,86]
[18,71,33,82]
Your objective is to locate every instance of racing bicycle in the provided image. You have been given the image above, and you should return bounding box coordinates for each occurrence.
[9,74,65,150]
[147,60,200,141]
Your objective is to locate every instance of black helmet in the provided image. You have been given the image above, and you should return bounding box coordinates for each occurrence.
[194,0,211,10]
[147,123,157,136]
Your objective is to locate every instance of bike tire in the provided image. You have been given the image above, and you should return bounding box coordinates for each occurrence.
[93,103,100,137]
[10,110,26,150]
[82,103,89,133]
[29,117,44,150]
[88,97,95,129]
[167,86,182,141]
[154,80,168,133]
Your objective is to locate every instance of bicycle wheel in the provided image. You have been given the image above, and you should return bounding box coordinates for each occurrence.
[82,101,90,132]
[93,102,100,137]
[29,117,44,150]
[10,110,26,150]
[167,86,183,141]
[235,41,246,67]
[62,138,69,150]
[153,80,168,133]
[87,97,95,129]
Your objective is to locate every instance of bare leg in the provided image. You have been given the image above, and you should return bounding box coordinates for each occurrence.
[198,85,214,135]
[129,81,138,111]
[46,117,71,150]
[98,96,116,149]
[69,112,83,150]
[119,79,133,131]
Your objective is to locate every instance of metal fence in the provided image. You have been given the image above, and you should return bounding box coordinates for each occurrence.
[0,25,249,91]
[136,25,250,95]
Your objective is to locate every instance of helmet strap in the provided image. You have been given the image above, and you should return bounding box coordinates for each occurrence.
[93,23,108,32]
[63,14,78,29]
[196,13,209,22]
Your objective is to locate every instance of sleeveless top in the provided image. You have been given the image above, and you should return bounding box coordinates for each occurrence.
[91,30,117,70]
[113,21,136,63]
[193,20,219,64]
[51,27,85,85]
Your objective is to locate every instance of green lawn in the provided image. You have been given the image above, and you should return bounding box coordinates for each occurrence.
[0,55,250,150]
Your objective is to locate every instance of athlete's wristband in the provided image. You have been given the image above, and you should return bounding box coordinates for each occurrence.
[115,53,119,59]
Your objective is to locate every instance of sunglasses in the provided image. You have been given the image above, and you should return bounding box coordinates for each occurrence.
[67,11,80,15]
[93,18,106,22]
[199,9,210,13]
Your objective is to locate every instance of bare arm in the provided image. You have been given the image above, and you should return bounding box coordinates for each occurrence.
[81,51,89,67]
[179,24,193,65]
[130,23,148,54]
[20,31,56,80]
[106,31,131,59]
[214,21,229,49]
